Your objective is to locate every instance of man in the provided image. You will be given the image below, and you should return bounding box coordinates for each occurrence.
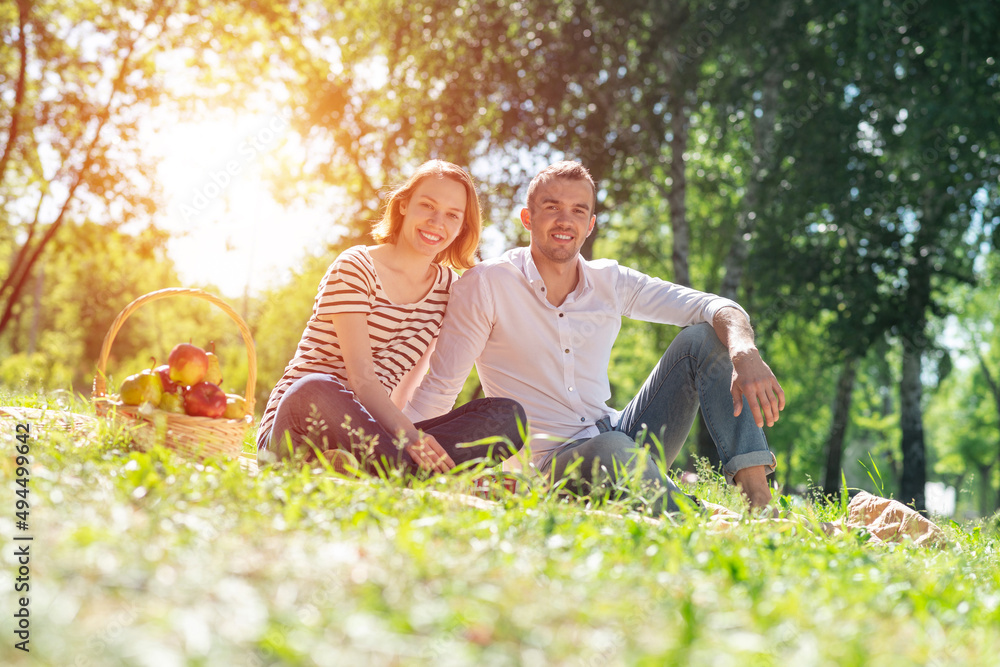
[405,161,784,511]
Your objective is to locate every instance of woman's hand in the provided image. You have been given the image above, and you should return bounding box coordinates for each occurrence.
[406,433,455,473]
[331,312,454,473]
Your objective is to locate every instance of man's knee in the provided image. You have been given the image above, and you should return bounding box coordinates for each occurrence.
[564,432,641,481]
[576,431,636,459]
[674,322,724,353]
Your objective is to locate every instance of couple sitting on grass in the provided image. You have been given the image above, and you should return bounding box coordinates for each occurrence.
[256,159,784,514]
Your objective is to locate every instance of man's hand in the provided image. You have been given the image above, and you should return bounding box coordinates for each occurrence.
[731,348,785,428]
[712,306,786,428]
[406,434,455,473]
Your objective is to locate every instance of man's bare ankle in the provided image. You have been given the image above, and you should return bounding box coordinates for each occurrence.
[733,465,772,509]
[745,489,773,510]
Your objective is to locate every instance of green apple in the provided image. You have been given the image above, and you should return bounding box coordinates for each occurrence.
[158,390,185,414]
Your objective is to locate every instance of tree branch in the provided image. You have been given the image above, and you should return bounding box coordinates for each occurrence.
[0,191,44,301]
[975,345,999,403]
[0,2,171,336]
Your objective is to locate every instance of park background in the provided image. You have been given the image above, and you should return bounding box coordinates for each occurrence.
[2,0,1000,517]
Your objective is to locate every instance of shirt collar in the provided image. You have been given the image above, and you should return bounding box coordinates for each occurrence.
[507,246,594,303]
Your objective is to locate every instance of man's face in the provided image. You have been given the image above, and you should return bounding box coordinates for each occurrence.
[521,177,596,265]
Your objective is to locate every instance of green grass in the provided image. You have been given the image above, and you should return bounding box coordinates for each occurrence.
[2,393,999,665]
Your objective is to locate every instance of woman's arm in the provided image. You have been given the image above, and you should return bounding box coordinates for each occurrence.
[331,313,454,472]
[390,338,437,410]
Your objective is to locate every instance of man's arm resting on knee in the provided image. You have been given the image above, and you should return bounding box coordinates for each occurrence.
[711,306,786,428]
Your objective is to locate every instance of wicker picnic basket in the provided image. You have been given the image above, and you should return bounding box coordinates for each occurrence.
[92,287,257,460]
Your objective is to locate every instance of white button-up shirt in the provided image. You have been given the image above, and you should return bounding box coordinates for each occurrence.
[404,247,748,463]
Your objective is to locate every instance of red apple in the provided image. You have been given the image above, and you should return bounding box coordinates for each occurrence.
[155,364,181,393]
[183,381,227,418]
[168,343,208,386]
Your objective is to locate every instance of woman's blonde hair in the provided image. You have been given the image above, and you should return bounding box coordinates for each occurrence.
[371,160,482,270]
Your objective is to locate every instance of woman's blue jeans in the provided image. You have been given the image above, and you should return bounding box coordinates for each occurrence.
[543,323,776,512]
[263,373,526,474]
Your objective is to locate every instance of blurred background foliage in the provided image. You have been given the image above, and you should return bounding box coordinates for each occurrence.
[2,0,998,515]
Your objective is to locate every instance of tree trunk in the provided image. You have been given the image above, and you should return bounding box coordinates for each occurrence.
[28,263,44,355]
[667,90,691,289]
[823,355,859,497]
[975,350,1000,512]
[899,334,927,512]
[782,436,796,492]
[662,80,718,469]
[719,49,783,301]
[0,0,29,184]
[978,464,994,518]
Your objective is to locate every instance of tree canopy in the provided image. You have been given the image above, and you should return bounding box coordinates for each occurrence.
[2,0,999,513]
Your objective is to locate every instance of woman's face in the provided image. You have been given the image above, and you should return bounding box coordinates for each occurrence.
[397,176,467,259]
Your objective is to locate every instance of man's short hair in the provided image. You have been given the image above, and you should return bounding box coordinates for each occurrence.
[526,161,597,214]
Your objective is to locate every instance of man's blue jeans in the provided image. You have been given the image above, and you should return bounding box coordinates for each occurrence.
[542,323,776,512]
[263,373,526,474]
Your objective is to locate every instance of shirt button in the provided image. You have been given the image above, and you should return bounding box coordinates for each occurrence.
[564,349,569,353]
[580,417,586,422]
[558,313,564,317]
[568,387,574,392]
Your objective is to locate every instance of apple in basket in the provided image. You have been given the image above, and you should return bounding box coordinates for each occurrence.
[168,343,208,386]
[158,390,186,414]
[155,364,182,394]
[184,381,228,418]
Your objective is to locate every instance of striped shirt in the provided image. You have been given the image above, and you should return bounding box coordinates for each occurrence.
[256,245,457,449]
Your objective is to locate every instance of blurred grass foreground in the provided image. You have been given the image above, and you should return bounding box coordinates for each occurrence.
[1,393,999,666]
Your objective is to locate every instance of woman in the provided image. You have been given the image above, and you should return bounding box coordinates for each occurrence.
[257,160,525,473]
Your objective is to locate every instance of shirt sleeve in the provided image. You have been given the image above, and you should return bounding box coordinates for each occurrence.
[616,265,750,326]
[314,250,375,320]
[404,267,494,422]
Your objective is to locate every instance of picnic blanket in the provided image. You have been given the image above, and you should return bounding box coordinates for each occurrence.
[843,490,947,548]
[0,406,99,439]
[706,490,948,548]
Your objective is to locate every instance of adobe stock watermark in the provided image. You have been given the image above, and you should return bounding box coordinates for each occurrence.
[865,128,955,221]
[73,601,141,667]
[877,0,930,40]
[176,111,292,222]
[239,579,341,667]
[667,0,753,73]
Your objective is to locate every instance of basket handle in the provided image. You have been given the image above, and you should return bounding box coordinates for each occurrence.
[91,287,257,416]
